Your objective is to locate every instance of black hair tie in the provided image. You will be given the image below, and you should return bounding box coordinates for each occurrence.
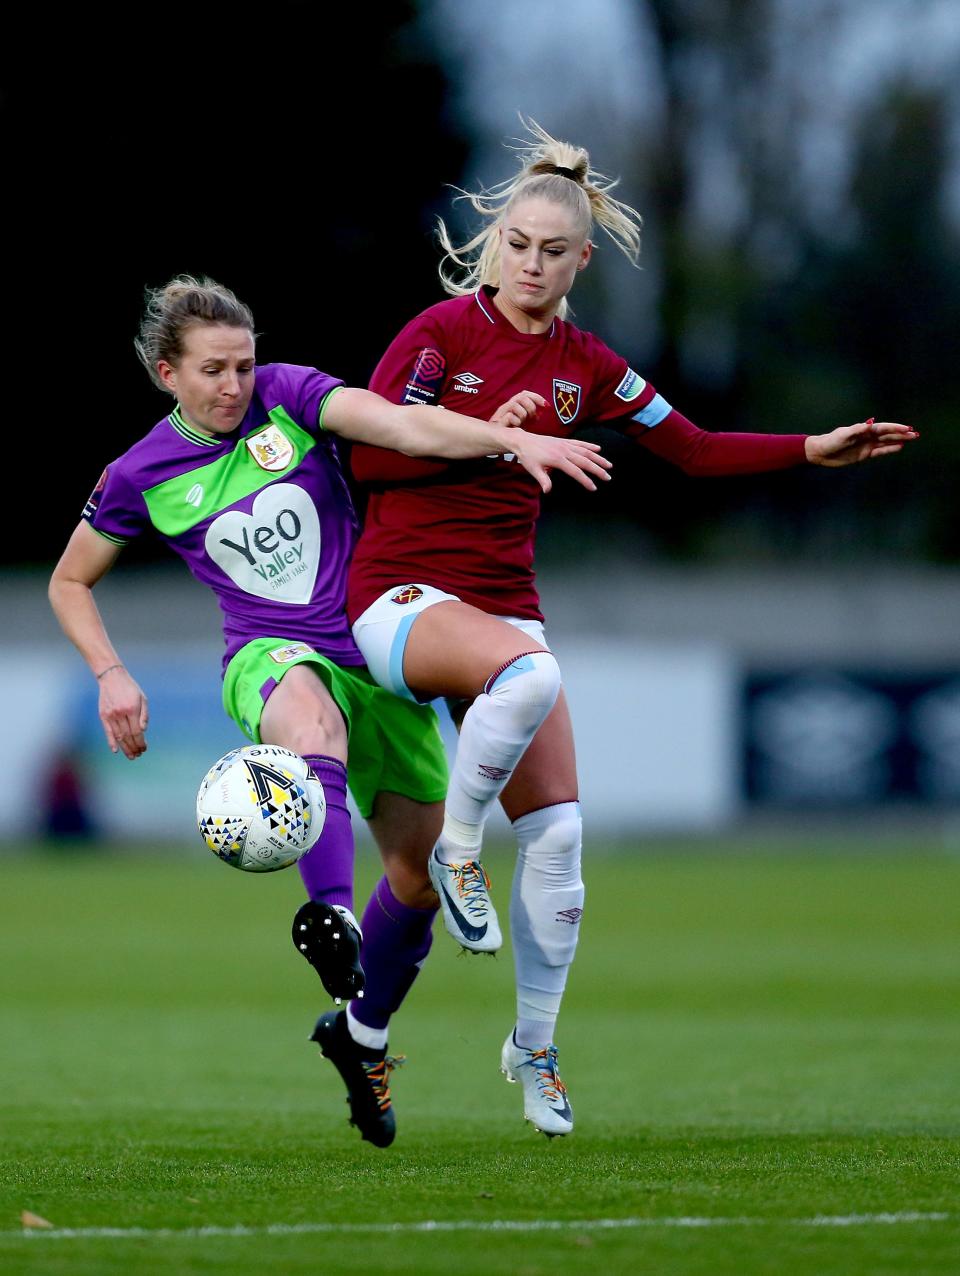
[554,166,577,180]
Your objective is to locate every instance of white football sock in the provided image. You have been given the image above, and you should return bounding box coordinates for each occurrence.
[510,802,584,1044]
[346,1005,387,1051]
[437,651,561,862]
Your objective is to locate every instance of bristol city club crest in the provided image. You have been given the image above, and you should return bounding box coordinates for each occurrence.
[246,424,294,472]
[552,379,582,425]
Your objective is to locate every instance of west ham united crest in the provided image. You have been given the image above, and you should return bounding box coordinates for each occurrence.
[391,585,424,605]
[552,379,582,425]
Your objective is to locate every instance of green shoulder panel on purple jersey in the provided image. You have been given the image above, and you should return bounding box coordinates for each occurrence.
[143,407,314,537]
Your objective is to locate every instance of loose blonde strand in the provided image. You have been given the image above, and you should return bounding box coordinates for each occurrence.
[436,118,642,317]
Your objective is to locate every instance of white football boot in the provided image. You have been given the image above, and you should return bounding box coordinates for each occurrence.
[428,847,502,953]
[501,1032,573,1137]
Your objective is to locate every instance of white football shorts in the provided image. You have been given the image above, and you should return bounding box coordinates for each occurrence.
[352,583,548,702]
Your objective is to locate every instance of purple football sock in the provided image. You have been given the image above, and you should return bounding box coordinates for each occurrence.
[350,877,437,1030]
[297,754,353,911]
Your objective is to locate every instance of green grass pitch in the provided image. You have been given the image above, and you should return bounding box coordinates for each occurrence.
[1,840,958,1275]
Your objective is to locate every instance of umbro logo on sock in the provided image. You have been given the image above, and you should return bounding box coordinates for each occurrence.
[556,907,583,925]
[478,764,511,780]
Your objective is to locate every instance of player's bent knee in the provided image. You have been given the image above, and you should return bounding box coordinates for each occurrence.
[384,861,436,910]
[515,802,582,871]
[486,650,562,719]
[261,668,348,757]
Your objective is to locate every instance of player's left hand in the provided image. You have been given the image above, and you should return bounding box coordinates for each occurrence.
[805,420,919,467]
[98,666,149,759]
[490,391,546,428]
[509,430,612,493]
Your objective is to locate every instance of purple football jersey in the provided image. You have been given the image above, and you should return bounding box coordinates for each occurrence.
[83,363,364,669]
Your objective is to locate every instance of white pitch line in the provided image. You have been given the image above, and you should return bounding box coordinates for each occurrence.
[3,1212,951,1241]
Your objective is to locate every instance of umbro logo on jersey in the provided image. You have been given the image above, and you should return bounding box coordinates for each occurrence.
[453,371,484,394]
[185,483,204,507]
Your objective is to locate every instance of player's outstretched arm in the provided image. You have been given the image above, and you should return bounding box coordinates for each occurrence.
[49,522,149,759]
[322,387,611,492]
[804,420,919,467]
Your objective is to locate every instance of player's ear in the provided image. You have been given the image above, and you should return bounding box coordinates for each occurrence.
[577,241,593,271]
[156,359,178,394]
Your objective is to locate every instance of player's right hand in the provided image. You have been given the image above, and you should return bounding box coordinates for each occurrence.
[98,667,149,759]
[490,391,546,428]
[510,431,612,493]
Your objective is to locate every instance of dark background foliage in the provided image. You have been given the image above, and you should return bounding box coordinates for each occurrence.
[5,2,957,568]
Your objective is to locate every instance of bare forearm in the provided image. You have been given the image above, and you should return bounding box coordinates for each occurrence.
[48,577,124,680]
[324,388,609,491]
[377,403,515,460]
[323,388,515,459]
[50,524,148,758]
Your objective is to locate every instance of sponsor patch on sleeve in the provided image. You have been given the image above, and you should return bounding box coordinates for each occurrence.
[613,368,647,402]
[82,468,109,520]
[268,642,315,664]
[402,347,446,405]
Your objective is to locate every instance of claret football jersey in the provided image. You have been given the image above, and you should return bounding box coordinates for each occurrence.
[84,363,365,670]
[347,286,805,622]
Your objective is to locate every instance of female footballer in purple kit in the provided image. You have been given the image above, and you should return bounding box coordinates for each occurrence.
[47,275,610,1147]
[345,121,919,1137]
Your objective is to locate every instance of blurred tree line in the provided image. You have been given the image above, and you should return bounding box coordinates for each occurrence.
[6,0,957,569]
[547,0,960,567]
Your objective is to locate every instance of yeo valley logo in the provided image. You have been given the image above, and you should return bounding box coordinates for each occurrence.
[205,483,319,604]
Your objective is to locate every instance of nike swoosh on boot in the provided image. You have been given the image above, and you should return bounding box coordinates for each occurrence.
[437,880,488,943]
